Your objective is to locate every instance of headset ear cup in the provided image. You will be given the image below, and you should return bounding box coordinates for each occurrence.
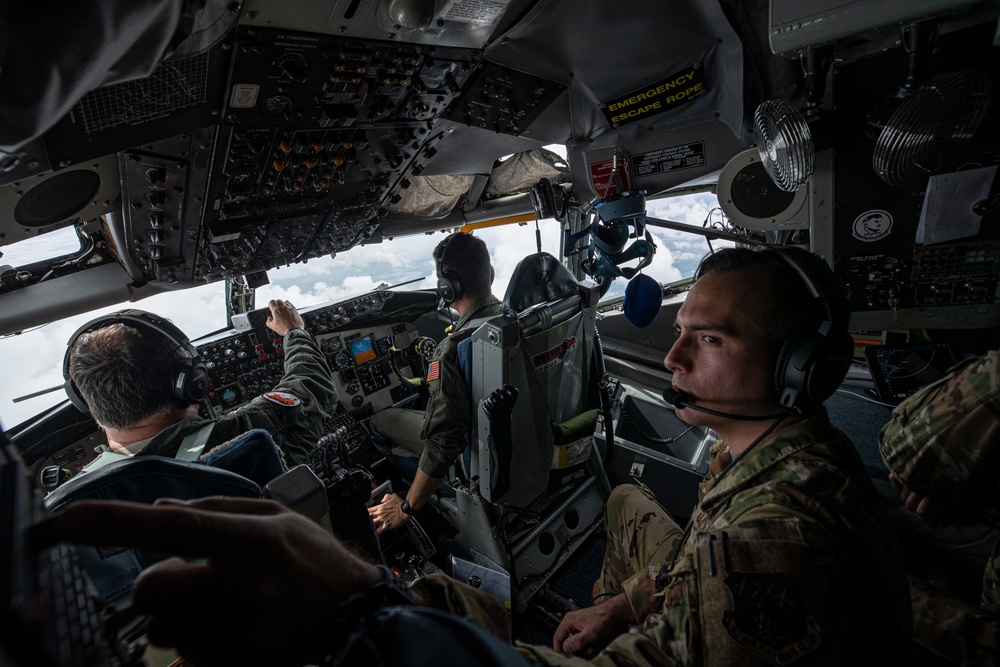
[64,378,91,414]
[490,264,495,285]
[774,326,808,412]
[172,359,211,405]
[776,329,853,414]
[186,362,211,404]
[437,277,454,304]
[805,332,853,408]
[439,269,463,304]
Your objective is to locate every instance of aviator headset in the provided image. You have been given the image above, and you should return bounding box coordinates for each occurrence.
[63,309,210,414]
[767,246,853,415]
[435,233,495,306]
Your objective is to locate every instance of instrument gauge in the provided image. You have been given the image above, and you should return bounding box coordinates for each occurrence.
[414,336,437,361]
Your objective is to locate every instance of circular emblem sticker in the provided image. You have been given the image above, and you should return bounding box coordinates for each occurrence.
[852,210,893,242]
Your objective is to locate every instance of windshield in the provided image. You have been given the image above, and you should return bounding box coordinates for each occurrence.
[598,192,732,302]
[1,225,82,268]
[0,199,721,428]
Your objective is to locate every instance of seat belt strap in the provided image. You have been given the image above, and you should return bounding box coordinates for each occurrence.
[176,422,216,461]
[79,450,132,476]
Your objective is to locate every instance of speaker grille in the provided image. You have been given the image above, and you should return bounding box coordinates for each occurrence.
[730,162,796,218]
[13,170,101,226]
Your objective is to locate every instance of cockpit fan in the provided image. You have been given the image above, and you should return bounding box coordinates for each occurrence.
[872,70,992,188]
[754,99,815,192]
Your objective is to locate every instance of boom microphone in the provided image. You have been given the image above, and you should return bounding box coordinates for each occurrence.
[662,387,790,421]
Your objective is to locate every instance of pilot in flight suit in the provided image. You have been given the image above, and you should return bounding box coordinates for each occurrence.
[67,300,337,469]
[368,232,501,532]
[880,348,1000,664]
[369,293,502,476]
[125,327,338,466]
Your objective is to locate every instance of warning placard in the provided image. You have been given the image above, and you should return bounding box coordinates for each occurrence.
[602,66,707,127]
[441,0,509,24]
[633,142,706,175]
[589,156,633,198]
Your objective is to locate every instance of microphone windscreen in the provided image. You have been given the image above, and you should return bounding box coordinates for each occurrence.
[661,386,684,407]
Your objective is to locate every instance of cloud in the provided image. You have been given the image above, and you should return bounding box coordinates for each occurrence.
[1,225,81,268]
[0,282,225,429]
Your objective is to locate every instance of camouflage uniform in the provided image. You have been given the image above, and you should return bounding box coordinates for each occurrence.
[879,349,1000,662]
[130,328,338,466]
[591,485,683,621]
[422,409,912,665]
[593,443,733,620]
[370,295,502,478]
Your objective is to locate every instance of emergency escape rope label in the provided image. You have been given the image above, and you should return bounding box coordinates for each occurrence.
[602,66,706,127]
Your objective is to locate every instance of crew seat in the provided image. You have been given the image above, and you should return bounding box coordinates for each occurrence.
[441,252,611,611]
[43,429,361,605]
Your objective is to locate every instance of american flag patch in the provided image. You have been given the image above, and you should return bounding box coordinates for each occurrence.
[426,360,440,381]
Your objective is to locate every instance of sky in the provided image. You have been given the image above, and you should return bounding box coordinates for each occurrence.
[0,192,722,428]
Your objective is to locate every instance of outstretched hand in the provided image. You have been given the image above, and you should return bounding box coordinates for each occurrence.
[266,299,306,336]
[51,497,381,667]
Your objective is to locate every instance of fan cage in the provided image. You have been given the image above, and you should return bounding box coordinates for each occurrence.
[755,99,815,192]
[874,71,992,188]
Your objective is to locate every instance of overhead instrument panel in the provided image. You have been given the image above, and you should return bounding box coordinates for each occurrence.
[443,60,565,136]
[0,10,574,310]
[194,289,438,420]
[223,27,475,128]
[120,27,484,284]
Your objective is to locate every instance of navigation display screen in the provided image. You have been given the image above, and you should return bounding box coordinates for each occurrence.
[350,335,377,365]
[865,342,958,403]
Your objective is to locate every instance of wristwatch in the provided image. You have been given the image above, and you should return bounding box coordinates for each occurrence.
[399,497,415,515]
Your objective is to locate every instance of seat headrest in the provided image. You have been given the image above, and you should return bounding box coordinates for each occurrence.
[503,252,582,314]
[44,456,261,511]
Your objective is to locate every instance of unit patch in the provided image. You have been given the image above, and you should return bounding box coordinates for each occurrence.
[533,337,577,372]
[722,572,820,663]
[263,391,301,407]
[602,66,707,127]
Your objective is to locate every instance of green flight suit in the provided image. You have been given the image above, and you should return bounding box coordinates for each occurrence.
[130,328,338,466]
[370,295,503,479]
[880,349,1000,663]
[419,409,912,665]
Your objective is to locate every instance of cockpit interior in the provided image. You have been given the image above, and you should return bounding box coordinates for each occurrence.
[2,0,999,665]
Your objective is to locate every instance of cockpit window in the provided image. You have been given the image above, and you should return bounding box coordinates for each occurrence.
[598,191,733,302]
[0,225,82,269]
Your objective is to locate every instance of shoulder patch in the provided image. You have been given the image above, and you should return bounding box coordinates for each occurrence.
[263,391,301,407]
[426,360,440,381]
[722,572,820,663]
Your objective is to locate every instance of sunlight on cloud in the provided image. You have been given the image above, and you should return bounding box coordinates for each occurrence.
[0,282,224,428]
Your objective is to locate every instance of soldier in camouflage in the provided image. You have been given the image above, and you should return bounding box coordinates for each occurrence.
[515,247,910,664]
[368,232,502,533]
[880,348,1000,663]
